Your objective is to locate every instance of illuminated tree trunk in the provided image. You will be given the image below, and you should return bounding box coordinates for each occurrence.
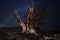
[26,3,37,35]
[14,3,37,36]
[14,9,26,33]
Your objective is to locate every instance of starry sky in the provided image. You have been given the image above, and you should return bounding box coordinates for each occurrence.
[0,0,60,32]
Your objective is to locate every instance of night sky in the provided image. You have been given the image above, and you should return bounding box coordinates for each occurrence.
[0,0,60,32]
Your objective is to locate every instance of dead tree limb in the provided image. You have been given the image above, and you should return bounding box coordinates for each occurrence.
[14,9,26,33]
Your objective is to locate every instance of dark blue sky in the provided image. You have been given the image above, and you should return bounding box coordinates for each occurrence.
[0,0,60,31]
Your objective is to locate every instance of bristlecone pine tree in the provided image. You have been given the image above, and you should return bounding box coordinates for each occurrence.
[13,3,45,36]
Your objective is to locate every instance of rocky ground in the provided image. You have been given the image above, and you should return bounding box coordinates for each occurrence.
[0,27,60,40]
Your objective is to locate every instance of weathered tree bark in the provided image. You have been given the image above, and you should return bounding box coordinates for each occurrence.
[13,3,37,36]
[14,9,26,33]
[26,3,37,35]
